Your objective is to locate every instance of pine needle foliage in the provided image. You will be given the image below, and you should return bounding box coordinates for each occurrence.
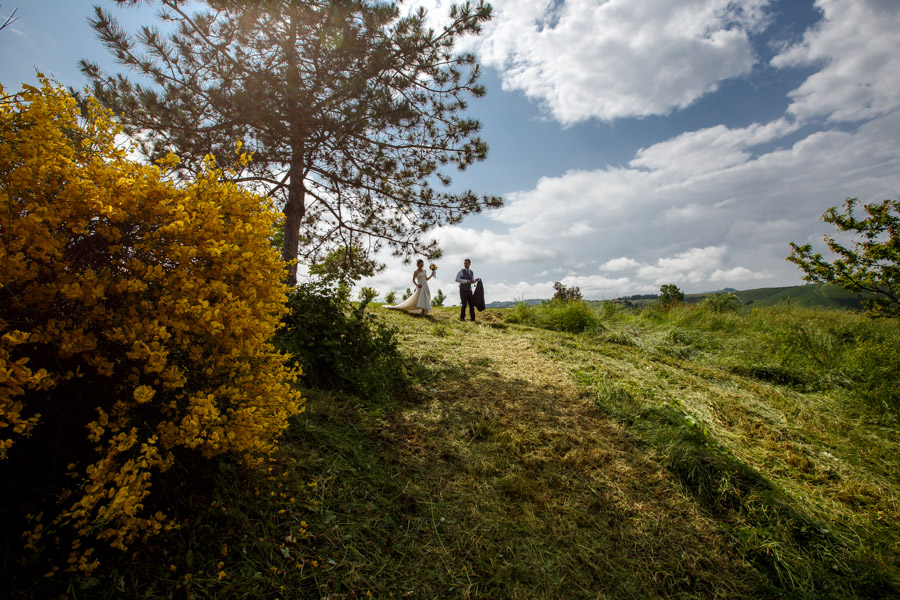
[80,0,502,284]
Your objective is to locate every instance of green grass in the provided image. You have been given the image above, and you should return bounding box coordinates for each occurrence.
[522,300,900,597]
[5,303,899,599]
[505,298,600,332]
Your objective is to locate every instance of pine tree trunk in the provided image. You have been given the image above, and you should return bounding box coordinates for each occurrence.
[282,157,306,287]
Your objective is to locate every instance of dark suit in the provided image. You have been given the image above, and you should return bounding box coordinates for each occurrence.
[456,267,476,321]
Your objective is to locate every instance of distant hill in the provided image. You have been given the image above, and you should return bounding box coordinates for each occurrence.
[731,287,795,304]
[486,284,866,312]
[746,283,865,310]
[485,298,543,309]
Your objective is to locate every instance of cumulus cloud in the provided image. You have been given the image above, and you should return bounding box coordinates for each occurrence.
[603,248,770,287]
[599,246,767,286]
[432,226,558,263]
[486,274,634,303]
[629,119,798,176]
[475,0,771,123]
[710,266,768,282]
[601,257,642,271]
[772,0,900,122]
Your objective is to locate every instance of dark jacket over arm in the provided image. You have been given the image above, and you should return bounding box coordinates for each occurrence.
[473,280,485,312]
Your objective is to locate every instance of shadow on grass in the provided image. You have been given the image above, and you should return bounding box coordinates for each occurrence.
[274,314,763,599]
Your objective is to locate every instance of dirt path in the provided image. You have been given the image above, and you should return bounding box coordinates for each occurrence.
[378,309,763,598]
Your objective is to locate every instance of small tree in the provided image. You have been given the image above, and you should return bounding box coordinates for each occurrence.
[402,287,413,300]
[658,284,685,307]
[789,197,900,318]
[358,287,378,306]
[702,292,742,313]
[552,281,582,302]
[384,290,397,305]
[433,289,446,307]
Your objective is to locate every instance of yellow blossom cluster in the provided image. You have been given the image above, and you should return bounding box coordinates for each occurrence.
[0,77,303,571]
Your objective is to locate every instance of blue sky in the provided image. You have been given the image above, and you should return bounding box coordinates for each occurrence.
[3,0,899,303]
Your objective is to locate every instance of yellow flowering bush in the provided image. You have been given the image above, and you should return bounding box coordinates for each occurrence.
[0,77,303,572]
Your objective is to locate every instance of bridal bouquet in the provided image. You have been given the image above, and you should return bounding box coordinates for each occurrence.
[429,263,438,271]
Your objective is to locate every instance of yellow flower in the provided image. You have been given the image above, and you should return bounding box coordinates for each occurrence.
[132,385,155,404]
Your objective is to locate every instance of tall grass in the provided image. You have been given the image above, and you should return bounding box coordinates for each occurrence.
[505,298,600,333]
[659,303,900,416]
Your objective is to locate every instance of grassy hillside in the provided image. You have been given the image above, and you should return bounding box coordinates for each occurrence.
[748,283,866,310]
[6,302,898,599]
[730,286,794,304]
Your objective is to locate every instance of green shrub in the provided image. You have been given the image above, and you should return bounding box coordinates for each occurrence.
[702,292,742,313]
[359,287,378,304]
[504,301,537,325]
[600,300,621,319]
[658,284,685,307]
[433,289,446,307]
[276,282,407,399]
[505,299,598,333]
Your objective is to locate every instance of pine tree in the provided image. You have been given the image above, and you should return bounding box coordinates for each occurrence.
[81,0,502,285]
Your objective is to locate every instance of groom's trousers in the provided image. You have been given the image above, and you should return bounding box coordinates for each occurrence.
[459,287,476,321]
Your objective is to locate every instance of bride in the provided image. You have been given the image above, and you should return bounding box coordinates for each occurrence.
[385,259,435,316]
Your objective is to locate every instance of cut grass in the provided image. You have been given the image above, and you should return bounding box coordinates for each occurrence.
[517,302,900,598]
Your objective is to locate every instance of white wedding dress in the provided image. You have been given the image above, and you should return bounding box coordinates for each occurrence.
[386,271,432,314]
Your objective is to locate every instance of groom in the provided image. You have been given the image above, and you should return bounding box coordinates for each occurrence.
[455,258,480,322]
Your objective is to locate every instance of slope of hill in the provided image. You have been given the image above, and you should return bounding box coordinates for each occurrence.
[747,283,865,310]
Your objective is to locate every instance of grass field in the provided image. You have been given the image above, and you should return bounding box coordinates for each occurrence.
[5,301,898,599]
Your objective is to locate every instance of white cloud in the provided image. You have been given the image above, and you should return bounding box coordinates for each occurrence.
[432,226,558,263]
[710,266,768,282]
[772,0,900,122]
[601,257,642,271]
[635,246,728,284]
[565,222,595,236]
[602,248,770,288]
[476,0,771,124]
[629,119,798,176]
[485,274,633,303]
